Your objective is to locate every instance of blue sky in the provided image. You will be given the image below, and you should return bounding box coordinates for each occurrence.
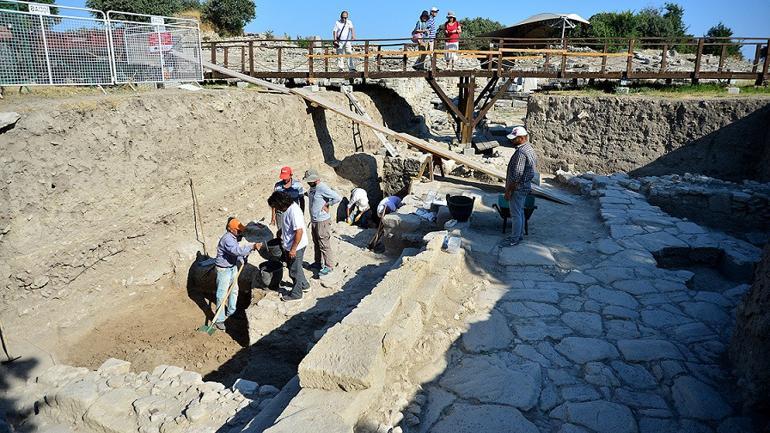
[55,0,770,39]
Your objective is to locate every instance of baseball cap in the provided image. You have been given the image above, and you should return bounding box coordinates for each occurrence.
[507,126,529,140]
[303,169,320,183]
[227,218,245,234]
[279,166,293,180]
[431,6,439,12]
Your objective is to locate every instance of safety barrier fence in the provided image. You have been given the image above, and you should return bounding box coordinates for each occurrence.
[0,0,202,86]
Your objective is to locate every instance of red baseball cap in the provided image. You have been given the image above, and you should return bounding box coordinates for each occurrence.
[279,166,293,180]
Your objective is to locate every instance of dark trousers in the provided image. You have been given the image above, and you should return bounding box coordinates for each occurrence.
[287,247,309,294]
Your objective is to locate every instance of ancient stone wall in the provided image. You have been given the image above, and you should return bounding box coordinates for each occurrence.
[730,244,770,416]
[526,95,770,181]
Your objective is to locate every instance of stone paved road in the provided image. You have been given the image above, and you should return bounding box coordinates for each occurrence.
[419,175,761,433]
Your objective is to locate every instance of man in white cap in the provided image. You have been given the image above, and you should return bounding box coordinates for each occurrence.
[427,7,439,51]
[503,126,537,246]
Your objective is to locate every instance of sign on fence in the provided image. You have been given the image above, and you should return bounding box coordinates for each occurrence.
[0,0,202,86]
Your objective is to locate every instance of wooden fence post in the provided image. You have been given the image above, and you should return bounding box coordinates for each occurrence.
[248,41,254,75]
[625,39,635,79]
[364,41,370,78]
[693,38,704,84]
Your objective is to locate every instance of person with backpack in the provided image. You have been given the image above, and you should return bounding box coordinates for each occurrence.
[412,10,431,70]
[332,10,356,72]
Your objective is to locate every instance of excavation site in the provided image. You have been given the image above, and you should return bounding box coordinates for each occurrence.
[1,2,770,433]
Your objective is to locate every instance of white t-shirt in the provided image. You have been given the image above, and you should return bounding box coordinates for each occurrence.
[281,203,308,251]
[333,19,354,42]
[348,188,370,212]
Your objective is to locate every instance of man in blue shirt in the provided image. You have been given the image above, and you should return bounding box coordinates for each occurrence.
[271,166,305,235]
[504,127,537,246]
[303,169,342,276]
[427,6,439,50]
[215,218,261,330]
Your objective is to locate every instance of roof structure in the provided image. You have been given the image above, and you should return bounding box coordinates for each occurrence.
[483,13,591,39]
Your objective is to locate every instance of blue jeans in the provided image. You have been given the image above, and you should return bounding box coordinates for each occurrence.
[215,266,239,323]
[509,190,528,243]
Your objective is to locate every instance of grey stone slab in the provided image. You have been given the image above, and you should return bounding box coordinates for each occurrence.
[583,300,602,313]
[660,360,687,382]
[716,417,754,433]
[605,320,640,340]
[559,424,591,433]
[692,292,731,308]
[602,305,640,320]
[418,386,456,433]
[514,345,552,366]
[536,341,572,367]
[670,322,716,344]
[610,224,645,240]
[584,362,620,387]
[597,239,624,255]
[639,418,678,433]
[461,310,514,353]
[499,243,557,266]
[586,287,639,309]
[586,267,636,284]
[641,309,692,329]
[504,289,560,304]
[548,368,581,385]
[614,388,669,409]
[631,232,689,252]
[515,321,572,341]
[539,384,559,412]
[0,112,20,130]
[617,339,684,361]
[637,293,669,306]
[524,302,563,316]
[563,270,597,285]
[556,400,637,433]
[671,376,732,421]
[439,356,541,410]
[681,302,730,325]
[430,403,538,433]
[555,337,619,363]
[613,280,658,295]
[679,419,716,433]
[560,298,584,312]
[611,361,657,390]
[561,312,603,337]
[676,221,707,234]
[560,385,601,402]
[538,282,581,295]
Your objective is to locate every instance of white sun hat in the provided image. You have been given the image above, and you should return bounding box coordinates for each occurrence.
[506,126,529,140]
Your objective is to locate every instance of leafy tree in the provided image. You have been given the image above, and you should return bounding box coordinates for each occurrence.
[85,0,183,19]
[577,3,691,50]
[704,22,741,57]
[446,17,504,50]
[203,0,255,36]
[179,0,202,10]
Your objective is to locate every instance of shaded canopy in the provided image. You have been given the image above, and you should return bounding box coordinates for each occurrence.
[483,13,590,39]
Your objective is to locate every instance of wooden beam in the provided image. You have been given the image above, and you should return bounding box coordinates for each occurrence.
[472,77,514,129]
[341,86,398,157]
[693,38,704,84]
[427,77,469,124]
[460,76,476,144]
[474,76,498,107]
[200,59,291,93]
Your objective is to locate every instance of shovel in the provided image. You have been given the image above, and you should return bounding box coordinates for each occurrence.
[197,263,245,336]
[0,320,20,364]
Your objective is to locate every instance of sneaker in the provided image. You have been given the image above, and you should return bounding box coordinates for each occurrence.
[319,266,333,276]
[302,285,311,294]
[281,291,303,302]
[214,322,226,331]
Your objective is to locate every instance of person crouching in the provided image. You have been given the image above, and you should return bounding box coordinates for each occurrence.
[214,218,261,330]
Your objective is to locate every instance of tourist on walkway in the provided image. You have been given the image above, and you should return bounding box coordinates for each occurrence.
[504,126,537,246]
[304,169,342,276]
[412,10,431,70]
[444,11,462,70]
[427,7,439,50]
[346,187,371,227]
[268,191,309,301]
[332,11,356,72]
[214,218,261,329]
[271,166,305,236]
[377,195,403,218]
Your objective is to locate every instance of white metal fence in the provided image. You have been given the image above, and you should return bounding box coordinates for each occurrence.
[0,0,202,86]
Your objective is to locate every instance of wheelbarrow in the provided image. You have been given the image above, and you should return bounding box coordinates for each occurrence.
[492,194,537,235]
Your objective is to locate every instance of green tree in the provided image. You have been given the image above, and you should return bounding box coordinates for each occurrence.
[577,3,691,50]
[85,0,182,19]
[704,22,741,57]
[452,17,504,50]
[203,0,255,36]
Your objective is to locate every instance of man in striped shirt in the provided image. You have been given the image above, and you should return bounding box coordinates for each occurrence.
[427,7,439,50]
[504,126,537,246]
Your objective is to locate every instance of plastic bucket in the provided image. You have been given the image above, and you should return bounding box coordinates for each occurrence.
[258,260,283,290]
[446,194,475,222]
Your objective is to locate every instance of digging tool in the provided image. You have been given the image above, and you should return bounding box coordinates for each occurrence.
[0,320,20,364]
[367,218,386,251]
[197,263,245,336]
[189,178,208,255]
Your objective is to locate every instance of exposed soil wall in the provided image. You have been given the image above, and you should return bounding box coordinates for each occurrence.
[526,95,770,181]
[730,244,770,417]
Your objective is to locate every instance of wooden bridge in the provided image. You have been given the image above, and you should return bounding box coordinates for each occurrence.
[202,36,769,143]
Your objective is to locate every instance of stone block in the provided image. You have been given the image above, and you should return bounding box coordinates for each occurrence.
[498,243,556,266]
[555,337,619,363]
[83,389,141,433]
[672,376,732,420]
[52,380,100,421]
[97,359,131,376]
[271,387,378,430]
[383,303,424,364]
[430,403,538,433]
[617,339,683,361]
[298,324,385,391]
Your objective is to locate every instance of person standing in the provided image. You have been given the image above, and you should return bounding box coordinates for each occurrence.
[214,218,261,329]
[444,11,462,70]
[427,6,439,51]
[271,166,305,235]
[268,191,309,301]
[504,126,537,246]
[412,11,430,70]
[332,10,356,72]
[303,169,342,276]
[346,187,371,227]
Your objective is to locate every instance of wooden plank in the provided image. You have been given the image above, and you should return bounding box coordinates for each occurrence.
[248,41,254,75]
[427,77,468,124]
[341,87,398,157]
[693,38,704,84]
[472,77,514,129]
[200,59,291,93]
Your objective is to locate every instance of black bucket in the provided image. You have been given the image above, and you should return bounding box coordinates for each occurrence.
[446,194,475,222]
[258,260,283,290]
[266,239,283,260]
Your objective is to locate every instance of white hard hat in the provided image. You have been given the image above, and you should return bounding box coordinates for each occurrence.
[507,126,529,140]
[430,6,439,12]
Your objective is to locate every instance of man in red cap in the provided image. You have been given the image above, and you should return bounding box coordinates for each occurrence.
[214,217,261,330]
[271,166,305,236]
